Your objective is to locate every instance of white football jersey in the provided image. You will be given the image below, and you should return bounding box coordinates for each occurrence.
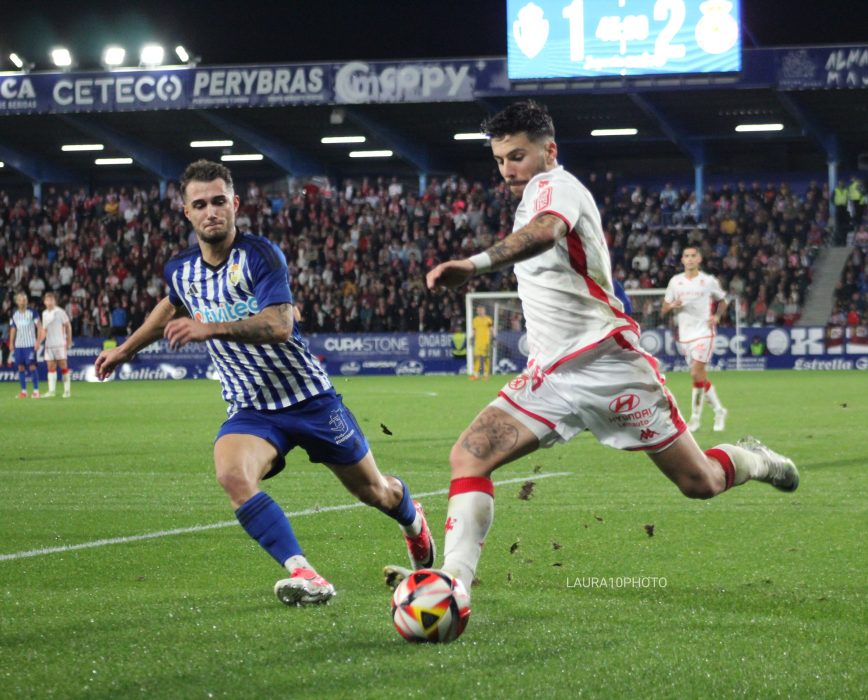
[664,271,726,342]
[42,307,70,347]
[512,166,637,370]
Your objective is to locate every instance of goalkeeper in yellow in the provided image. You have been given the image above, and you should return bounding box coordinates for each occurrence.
[470,305,495,380]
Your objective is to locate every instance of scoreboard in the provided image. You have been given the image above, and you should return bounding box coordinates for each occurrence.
[507,0,741,79]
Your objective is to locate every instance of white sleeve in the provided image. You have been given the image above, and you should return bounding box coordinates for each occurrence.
[663,278,677,303]
[711,277,726,301]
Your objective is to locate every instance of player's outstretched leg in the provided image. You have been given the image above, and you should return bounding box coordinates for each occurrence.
[734,436,799,492]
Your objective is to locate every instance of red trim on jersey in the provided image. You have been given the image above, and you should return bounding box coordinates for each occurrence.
[705,448,735,490]
[533,209,572,235]
[449,476,495,498]
[497,390,557,429]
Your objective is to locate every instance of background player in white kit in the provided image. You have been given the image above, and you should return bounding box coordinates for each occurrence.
[662,248,728,432]
[385,100,799,610]
[8,291,41,398]
[39,291,73,398]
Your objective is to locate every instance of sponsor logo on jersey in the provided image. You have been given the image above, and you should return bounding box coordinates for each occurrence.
[192,297,260,323]
[640,429,659,441]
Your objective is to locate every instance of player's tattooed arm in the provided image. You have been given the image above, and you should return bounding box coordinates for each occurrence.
[460,413,520,460]
[209,303,294,344]
[486,213,567,270]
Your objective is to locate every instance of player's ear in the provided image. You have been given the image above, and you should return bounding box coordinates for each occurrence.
[233,194,240,212]
[544,139,557,166]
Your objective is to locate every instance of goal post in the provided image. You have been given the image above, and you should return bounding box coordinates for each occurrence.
[466,291,523,377]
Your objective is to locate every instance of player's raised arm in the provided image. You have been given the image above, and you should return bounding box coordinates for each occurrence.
[426,213,567,290]
[94,297,185,380]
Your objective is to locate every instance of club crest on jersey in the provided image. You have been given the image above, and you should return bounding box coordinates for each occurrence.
[227,263,243,287]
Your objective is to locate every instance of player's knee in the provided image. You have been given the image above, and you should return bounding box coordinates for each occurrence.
[215,464,257,500]
[448,441,490,478]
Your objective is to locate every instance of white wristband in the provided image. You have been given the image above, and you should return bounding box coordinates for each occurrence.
[469,252,492,273]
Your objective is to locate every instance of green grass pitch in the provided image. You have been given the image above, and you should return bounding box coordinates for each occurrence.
[1,371,866,698]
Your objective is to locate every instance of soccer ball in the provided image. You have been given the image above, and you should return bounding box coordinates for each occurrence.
[390,569,471,643]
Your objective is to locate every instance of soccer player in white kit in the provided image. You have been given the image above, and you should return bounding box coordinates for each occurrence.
[662,248,728,431]
[384,101,799,616]
[39,292,73,398]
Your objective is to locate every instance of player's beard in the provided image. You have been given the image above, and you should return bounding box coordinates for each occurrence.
[197,222,232,245]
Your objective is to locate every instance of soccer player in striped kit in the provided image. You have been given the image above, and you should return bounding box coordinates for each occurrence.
[386,100,798,607]
[95,160,433,606]
[8,291,42,398]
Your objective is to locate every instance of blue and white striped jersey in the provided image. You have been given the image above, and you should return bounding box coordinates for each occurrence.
[164,232,332,413]
[11,309,40,348]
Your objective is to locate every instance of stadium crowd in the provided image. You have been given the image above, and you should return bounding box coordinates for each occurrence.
[1,171,865,347]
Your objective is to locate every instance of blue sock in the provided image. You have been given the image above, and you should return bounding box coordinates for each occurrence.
[378,477,417,527]
[31,369,39,390]
[235,491,302,567]
[18,371,26,391]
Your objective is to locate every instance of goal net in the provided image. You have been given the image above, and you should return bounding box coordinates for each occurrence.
[465,292,525,376]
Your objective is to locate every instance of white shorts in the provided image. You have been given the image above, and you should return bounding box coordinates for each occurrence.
[493,332,686,452]
[677,335,714,364]
[44,346,68,362]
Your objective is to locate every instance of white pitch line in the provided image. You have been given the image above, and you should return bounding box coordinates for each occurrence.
[0,472,570,563]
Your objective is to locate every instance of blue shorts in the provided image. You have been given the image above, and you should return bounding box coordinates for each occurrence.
[216,389,370,479]
[14,347,36,366]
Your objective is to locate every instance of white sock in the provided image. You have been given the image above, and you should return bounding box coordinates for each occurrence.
[401,508,422,537]
[691,386,704,420]
[284,554,312,573]
[63,372,71,394]
[708,444,768,486]
[442,477,494,591]
[705,383,724,412]
[48,374,57,394]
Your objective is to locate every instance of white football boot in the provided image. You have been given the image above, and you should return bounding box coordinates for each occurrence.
[736,436,800,492]
[713,408,728,432]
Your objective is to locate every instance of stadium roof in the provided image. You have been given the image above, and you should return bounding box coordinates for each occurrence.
[0,1,866,192]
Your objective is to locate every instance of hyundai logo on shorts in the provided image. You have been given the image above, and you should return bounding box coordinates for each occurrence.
[609,393,641,413]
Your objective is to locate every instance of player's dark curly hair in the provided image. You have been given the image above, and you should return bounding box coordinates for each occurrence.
[481,100,555,142]
[180,159,234,198]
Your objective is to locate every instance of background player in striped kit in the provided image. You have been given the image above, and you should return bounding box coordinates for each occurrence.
[39,292,73,398]
[386,100,799,608]
[95,160,433,606]
[662,247,729,432]
[8,291,41,398]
